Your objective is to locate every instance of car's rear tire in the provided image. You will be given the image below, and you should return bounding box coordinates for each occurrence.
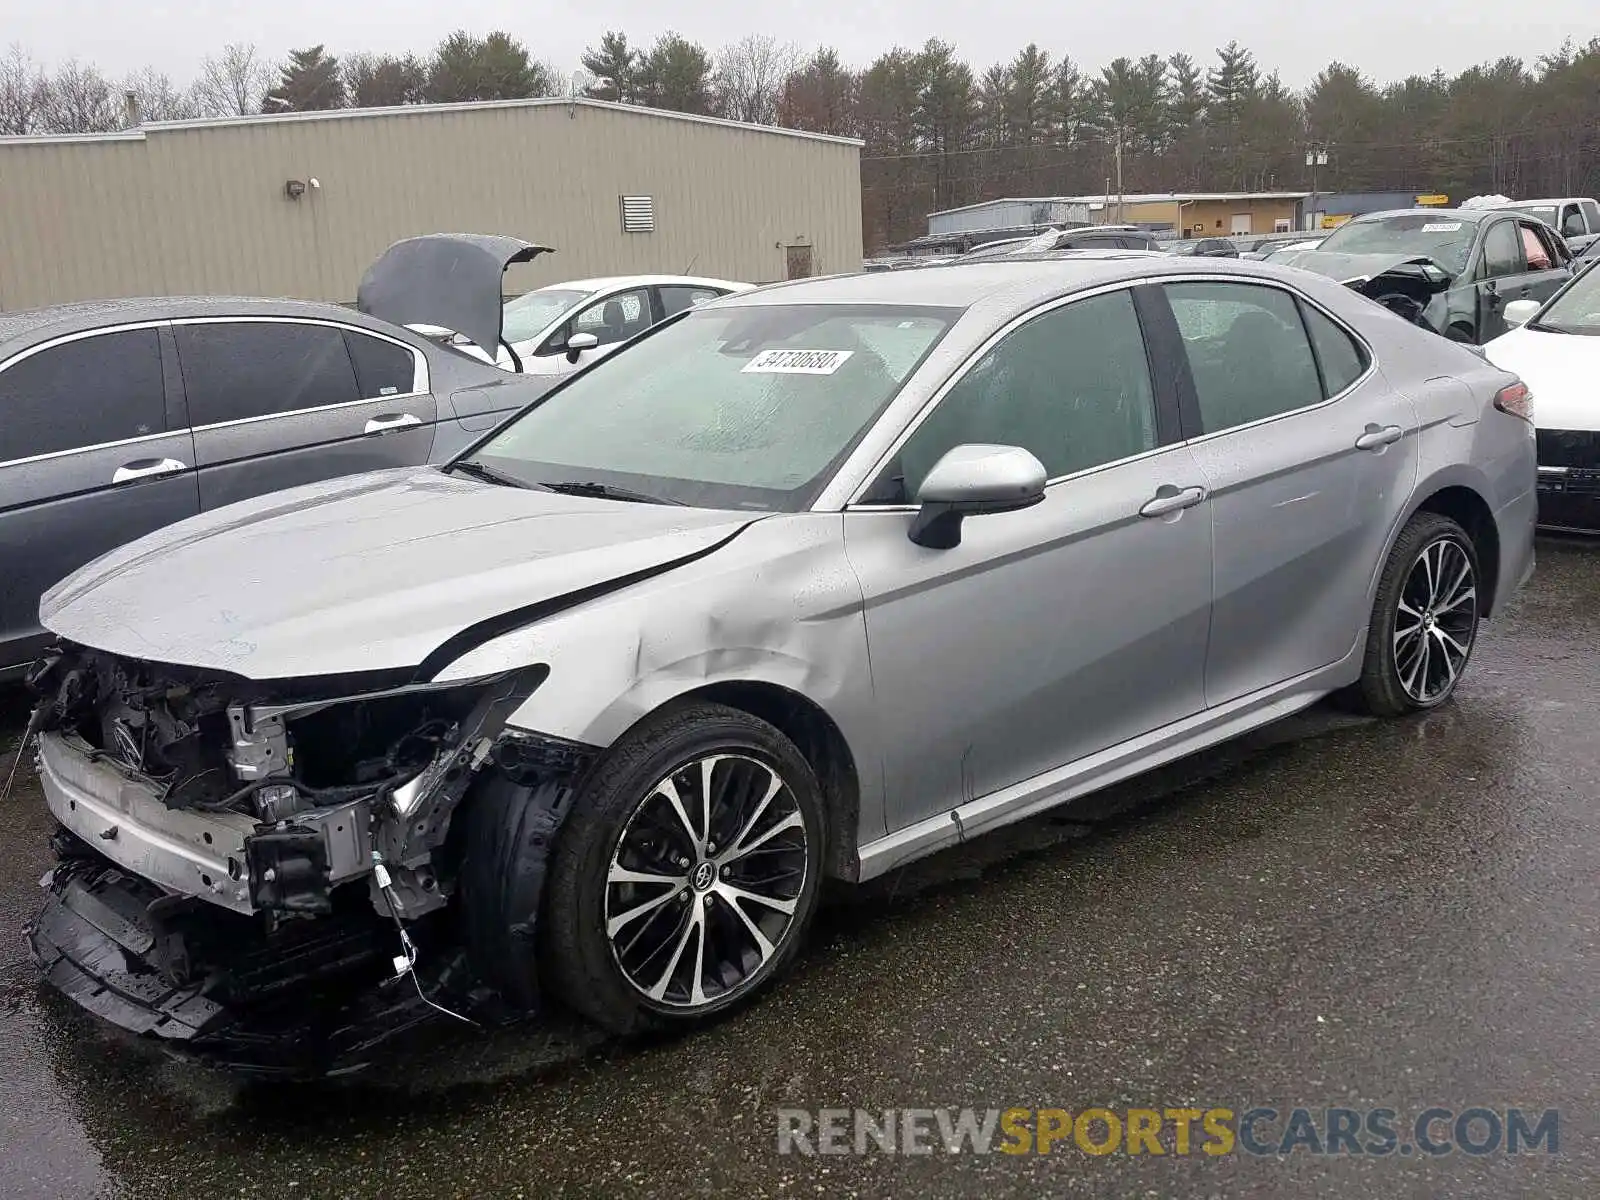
[1351,511,1481,717]
[537,702,826,1035]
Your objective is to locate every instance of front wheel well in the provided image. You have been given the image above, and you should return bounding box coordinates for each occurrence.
[1415,485,1500,615]
[670,681,861,883]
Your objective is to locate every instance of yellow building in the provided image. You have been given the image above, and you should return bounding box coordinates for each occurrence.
[1091,192,1308,238]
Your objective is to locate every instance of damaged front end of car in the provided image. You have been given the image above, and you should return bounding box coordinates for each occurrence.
[1340,258,1454,330]
[22,644,590,1078]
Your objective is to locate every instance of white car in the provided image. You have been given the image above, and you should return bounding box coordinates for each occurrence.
[438,275,752,374]
[1485,260,1600,531]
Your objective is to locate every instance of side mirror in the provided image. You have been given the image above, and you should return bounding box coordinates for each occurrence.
[1503,298,1541,327]
[566,331,599,363]
[908,444,1047,549]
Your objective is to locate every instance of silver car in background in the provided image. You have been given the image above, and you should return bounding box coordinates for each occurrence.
[25,252,1536,1075]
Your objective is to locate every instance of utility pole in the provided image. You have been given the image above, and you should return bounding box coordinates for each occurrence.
[1305,143,1328,232]
[1115,125,1125,224]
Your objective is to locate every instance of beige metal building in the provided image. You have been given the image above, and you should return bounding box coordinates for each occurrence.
[0,98,863,311]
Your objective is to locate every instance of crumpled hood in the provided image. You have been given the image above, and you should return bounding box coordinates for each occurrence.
[41,468,755,680]
[1484,325,1600,433]
[1293,250,1455,289]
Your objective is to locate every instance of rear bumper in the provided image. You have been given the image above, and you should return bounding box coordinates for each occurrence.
[1493,486,1538,610]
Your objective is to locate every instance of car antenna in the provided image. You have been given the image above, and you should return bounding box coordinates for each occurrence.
[682,254,699,274]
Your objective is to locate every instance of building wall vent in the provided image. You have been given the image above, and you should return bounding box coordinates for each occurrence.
[621,195,655,233]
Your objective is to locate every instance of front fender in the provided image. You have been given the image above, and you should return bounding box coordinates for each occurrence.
[432,513,888,841]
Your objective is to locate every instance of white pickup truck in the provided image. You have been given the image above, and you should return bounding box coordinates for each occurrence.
[1503,198,1600,255]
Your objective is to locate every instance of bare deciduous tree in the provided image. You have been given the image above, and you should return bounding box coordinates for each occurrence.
[715,35,800,124]
[190,42,272,117]
[44,60,119,133]
[0,43,52,134]
[121,66,197,124]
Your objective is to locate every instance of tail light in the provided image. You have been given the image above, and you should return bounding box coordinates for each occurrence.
[1495,381,1533,422]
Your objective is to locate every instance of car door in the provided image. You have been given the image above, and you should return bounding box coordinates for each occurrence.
[528,287,654,378]
[0,324,198,673]
[1156,278,1419,706]
[175,318,437,511]
[842,285,1213,833]
[1470,218,1529,341]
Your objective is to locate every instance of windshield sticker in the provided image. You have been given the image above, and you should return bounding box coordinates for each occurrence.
[1421,222,1463,233]
[742,349,854,375]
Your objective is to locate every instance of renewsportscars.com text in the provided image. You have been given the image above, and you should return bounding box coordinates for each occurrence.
[775,1106,1560,1157]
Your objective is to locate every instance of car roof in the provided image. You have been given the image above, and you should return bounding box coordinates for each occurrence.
[0,295,410,362]
[1348,208,1491,225]
[528,275,749,293]
[717,252,1312,327]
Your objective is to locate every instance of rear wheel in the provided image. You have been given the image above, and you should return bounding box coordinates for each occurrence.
[1352,512,1480,716]
[541,703,825,1034]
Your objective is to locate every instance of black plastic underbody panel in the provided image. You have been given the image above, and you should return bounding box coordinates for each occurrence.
[26,838,463,1078]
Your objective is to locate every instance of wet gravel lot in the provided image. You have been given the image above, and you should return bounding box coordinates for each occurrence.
[1,537,1596,1198]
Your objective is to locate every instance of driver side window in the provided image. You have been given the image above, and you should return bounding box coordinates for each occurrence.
[540,288,652,354]
[871,289,1157,503]
[1478,221,1523,280]
[573,288,651,347]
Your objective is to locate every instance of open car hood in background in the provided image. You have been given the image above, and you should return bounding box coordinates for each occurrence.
[357,234,555,356]
[1293,250,1455,292]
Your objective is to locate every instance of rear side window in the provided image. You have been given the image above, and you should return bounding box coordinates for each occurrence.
[1300,304,1369,396]
[0,328,165,462]
[176,322,359,425]
[659,286,723,317]
[1521,225,1553,270]
[1164,282,1324,433]
[343,330,417,398]
[1581,200,1600,231]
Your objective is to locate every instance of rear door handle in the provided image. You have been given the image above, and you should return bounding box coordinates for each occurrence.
[364,413,422,435]
[1355,424,1403,451]
[1139,484,1207,517]
[111,457,187,484]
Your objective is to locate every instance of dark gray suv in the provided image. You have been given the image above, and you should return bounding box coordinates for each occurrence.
[0,235,559,676]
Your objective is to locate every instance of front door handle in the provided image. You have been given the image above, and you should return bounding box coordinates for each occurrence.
[364,413,422,435]
[1355,424,1404,451]
[1139,484,1207,518]
[111,457,187,484]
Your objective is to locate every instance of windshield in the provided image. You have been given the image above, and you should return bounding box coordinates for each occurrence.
[1533,264,1600,335]
[501,287,593,344]
[1316,214,1478,274]
[463,303,960,509]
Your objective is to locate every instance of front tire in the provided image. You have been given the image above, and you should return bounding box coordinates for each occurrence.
[1353,512,1481,716]
[541,702,826,1034]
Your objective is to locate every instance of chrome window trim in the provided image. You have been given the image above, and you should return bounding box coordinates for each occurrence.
[840,280,1163,509]
[0,320,176,470]
[170,315,429,402]
[836,271,1379,510]
[1155,272,1378,447]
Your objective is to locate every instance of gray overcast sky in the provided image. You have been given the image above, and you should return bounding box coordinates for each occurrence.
[8,1,1600,88]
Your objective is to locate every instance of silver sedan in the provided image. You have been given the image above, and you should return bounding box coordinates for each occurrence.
[26,251,1536,1071]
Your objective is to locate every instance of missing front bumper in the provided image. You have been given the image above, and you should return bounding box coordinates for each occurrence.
[26,839,449,1078]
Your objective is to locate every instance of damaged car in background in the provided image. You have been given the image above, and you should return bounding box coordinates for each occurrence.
[1292,207,1575,343]
[20,254,1535,1077]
